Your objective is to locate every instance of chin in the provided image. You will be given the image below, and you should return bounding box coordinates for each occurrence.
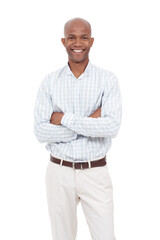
[74,59,85,63]
[71,56,88,64]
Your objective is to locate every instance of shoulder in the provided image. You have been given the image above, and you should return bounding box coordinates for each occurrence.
[43,65,66,82]
[39,65,67,89]
[37,66,66,94]
[90,63,118,85]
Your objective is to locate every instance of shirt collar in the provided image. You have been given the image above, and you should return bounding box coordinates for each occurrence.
[65,61,91,79]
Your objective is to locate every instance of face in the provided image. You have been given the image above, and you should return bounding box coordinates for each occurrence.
[61,20,94,64]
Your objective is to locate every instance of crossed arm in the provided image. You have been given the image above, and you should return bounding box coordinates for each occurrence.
[50,80,121,138]
[50,108,101,125]
[34,75,121,143]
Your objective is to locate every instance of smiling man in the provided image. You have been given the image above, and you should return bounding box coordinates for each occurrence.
[34,18,122,240]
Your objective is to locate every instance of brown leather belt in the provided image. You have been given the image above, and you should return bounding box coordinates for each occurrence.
[50,155,106,170]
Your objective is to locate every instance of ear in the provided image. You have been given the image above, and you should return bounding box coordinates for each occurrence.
[90,37,94,47]
[61,38,66,47]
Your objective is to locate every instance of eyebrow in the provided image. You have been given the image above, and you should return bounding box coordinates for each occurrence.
[67,33,90,37]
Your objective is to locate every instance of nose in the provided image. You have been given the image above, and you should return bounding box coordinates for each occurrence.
[73,37,82,47]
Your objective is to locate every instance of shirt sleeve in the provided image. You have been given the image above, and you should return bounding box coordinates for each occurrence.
[61,74,122,138]
[34,75,77,143]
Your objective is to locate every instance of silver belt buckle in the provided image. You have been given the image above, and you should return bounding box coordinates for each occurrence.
[73,162,83,170]
[72,161,91,170]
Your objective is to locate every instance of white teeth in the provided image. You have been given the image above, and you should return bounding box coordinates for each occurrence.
[73,50,83,52]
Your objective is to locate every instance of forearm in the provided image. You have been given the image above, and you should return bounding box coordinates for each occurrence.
[34,121,77,143]
[61,113,121,138]
[48,108,102,138]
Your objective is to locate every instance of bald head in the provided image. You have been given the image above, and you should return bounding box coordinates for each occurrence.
[61,17,94,65]
[64,18,92,37]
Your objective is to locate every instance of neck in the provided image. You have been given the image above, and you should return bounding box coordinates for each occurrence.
[68,58,89,78]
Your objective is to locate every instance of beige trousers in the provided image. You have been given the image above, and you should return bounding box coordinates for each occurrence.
[45,160,115,240]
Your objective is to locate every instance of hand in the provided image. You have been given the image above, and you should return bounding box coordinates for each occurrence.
[50,112,64,125]
[89,108,101,118]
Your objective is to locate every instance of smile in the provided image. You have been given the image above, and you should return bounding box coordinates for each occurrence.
[71,49,85,53]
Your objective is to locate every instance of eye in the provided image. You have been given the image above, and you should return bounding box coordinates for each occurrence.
[68,36,74,40]
[82,36,88,40]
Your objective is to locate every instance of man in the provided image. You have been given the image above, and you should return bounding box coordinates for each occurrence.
[34,17,122,240]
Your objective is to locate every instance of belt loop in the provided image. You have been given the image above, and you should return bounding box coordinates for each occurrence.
[60,159,63,166]
[88,160,91,168]
[81,163,83,170]
[72,162,75,170]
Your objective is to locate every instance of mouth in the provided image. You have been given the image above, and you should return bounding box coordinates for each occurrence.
[71,49,85,54]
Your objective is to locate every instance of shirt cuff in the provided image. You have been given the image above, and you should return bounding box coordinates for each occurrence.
[61,113,76,128]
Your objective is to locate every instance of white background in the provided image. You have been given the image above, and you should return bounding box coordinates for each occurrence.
[0,0,160,239]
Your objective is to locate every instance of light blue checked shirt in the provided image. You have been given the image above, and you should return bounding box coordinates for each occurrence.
[34,62,122,162]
